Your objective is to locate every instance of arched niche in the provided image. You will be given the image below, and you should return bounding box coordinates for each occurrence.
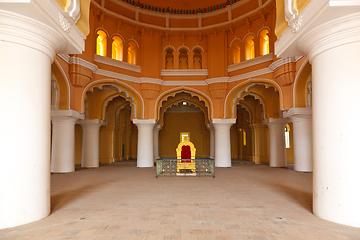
[229,38,241,65]
[96,29,107,57]
[179,48,188,69]
[165,48,174,69]
[51,60,70,110]
[112,35,124,61]
[244,34,255,60]
[294,61,311,108]
[127,40,138,65]
[193,48,202,69]
[258,29,270,56]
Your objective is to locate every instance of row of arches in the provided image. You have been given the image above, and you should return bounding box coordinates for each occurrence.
[229,28,271,65]
[164,45,205,70]
[96,29,138,65]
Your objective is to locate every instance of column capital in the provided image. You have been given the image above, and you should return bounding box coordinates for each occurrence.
[283,107,312,121]
[77,119,104,128]
[154,124,162,131]
[211,118,236,126]
[263,117,288,127]
[133,119,156,126]
[51,110,84,123]
[275,1,360,60]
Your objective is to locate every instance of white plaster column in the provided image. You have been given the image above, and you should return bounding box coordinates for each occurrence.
[207,124,215,159]
[78,120,104,168]
[212,119,236,167]
[283,108,312,172]
[153,125,162,160]
[133,119,156,167]
[264,118,288,167]
[51,110,84,173]
[275,1,360,227]
[0,3,84,229]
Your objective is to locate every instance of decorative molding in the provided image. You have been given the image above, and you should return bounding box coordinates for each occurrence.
[94,69,140,83]
[57,54,70,63]
[205,77,229,84]
[66,0,81,23]
[140,77,163,85]
[59,12,71,33]
[51,109,85,120]
[69,56,98,72]
[283,107,312,120]
[228,54,273,72]
[228,68,273,82]
[94,54,141,73]
[162,80,208,86]
[268,57,296,71]
[290,15,302,33]
[212,118,237,125]
[161,69,208,76]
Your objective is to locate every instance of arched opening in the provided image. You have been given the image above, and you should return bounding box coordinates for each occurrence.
[165,48,174,69]
[96,29,107,57]
[157,92,211,158]
[127,41,137,65]
[230,38,241,64]
[259,29,270,56]
[231,105,252,161]
[244,35,255,60]
[193,48,202,69]
[112,36,124,61]
[179,48,188,69]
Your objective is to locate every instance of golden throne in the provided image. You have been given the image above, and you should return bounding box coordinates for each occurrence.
[176,136,196,174]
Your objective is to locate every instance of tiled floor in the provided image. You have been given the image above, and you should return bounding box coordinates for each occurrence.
[1,163,360,240]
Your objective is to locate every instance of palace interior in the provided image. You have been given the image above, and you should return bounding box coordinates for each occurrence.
[1,0,360,237]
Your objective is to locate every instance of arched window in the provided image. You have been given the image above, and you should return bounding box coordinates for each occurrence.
[285,124,290,148]
[179,48,188,69]
[244,35,255,60]
[96,30,107,56]
[127,41,137,65]
[230,39,241,64]
[112,36,123,61]
[165,48,174,69]
[193,48,202,69]
[259,29,270,56]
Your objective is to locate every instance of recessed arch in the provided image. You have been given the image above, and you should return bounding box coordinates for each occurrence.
[155,87,213,122]
[257,26,272,37]
[126,38,140,48]
[81,79,144,119]
[163,44,176,52]
[225,79,282,119]
[177,45,191,52]
[293,58,311,108]
[52,59,71,110]
[191,44,205,52]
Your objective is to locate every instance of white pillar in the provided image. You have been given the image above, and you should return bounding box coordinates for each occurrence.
[153,125,162,160]
[78,120,103,168]
[212,119,236,167]
[275,1,360,227]
[51,110,84,173]
[207,124,215,159]
[264,118,288,167]
[0,3,84,229]
[283,108,312,172]
[133,119,156,167]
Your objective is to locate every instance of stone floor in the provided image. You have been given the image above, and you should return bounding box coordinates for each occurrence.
[1,163,360,240]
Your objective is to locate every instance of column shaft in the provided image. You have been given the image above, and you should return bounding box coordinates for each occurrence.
[212,119,236,167]
[312,40,360,227]
[153,125,162,160]
[79,120,103,168]
[265,118,287,167]
[51,111,84,173]
[133,119,156,167]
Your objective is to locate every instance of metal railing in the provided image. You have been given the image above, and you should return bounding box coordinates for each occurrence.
[156,158,215,178]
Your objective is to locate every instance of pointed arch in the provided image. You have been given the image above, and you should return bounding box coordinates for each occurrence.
[293,57,311,108]
[81,79,144,119]
[225,78,283,119]
[155,87,213,123]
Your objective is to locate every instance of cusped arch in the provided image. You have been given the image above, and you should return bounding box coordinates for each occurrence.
[225,78,283,119]
[155,87,213,123]
[81,79,144,119]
